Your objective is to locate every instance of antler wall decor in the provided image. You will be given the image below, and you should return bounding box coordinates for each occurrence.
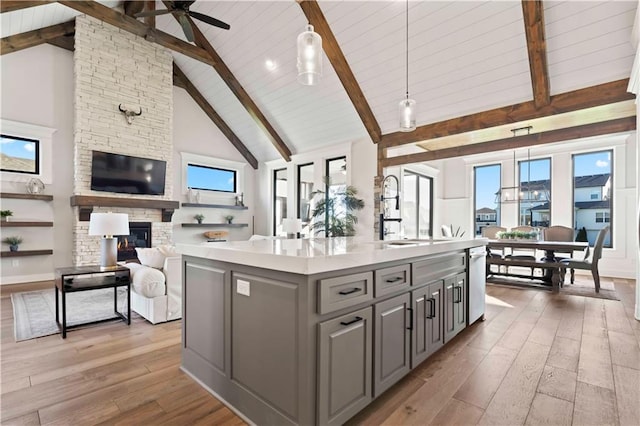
[118,104,142,124]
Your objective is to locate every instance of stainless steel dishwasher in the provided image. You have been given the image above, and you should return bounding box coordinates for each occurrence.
[468,246,487,324]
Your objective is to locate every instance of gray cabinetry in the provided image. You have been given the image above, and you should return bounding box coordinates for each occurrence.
[444,272,467,342]
[318,271,373,315]
[374,293,411,397]
[318,307,373,426]
[411,280,444,368]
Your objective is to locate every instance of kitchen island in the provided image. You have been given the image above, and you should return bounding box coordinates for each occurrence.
[177,237,487,425]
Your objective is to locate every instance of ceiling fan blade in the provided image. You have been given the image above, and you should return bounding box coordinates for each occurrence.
[178,14,195,42]
[188,11,230,30]
[135,9,173,18]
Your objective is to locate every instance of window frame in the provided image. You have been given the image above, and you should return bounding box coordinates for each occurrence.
[517,157,551,227]
[473,163,501,236]
[297,162,314,237]
[273,167,287,236]
[186,163,237,193]
[323,156,347,236]
[403,170,434,238]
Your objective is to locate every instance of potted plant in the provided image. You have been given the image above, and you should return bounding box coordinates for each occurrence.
[3,236,23,251]
[310,178,365,237]
[194,214,205,224]
[224,215,234,224]
[0,210,13,222]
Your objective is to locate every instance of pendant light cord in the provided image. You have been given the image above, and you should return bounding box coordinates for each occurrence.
[405,0,409,100]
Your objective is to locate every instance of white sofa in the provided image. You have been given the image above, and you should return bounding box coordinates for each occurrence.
[125,249,182,324]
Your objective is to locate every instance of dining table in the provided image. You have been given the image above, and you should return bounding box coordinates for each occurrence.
[486,239,589,291]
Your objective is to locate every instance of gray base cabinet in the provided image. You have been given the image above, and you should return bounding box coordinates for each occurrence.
[182,248,478,426]
[373,293,411,397]
[411,280,444,368]
[318,307,373,426]
[444,272,467,342]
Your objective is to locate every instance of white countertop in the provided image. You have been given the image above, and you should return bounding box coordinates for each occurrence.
[177,237,488,275]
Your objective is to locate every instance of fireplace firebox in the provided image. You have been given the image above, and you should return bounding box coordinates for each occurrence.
[117,222,151,261]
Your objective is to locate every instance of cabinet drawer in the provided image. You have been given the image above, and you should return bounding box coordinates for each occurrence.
[374,264,410,297]
[412,252,466,286]
[318,271,373,315]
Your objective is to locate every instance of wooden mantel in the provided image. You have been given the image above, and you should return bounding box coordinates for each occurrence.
[70,195,179,222]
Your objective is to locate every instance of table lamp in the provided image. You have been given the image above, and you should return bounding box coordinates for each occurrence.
[282,217,302,239]
[89,212,130,270]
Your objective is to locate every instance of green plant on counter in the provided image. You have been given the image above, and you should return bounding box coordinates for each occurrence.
[224,215,234,224]
[496,230,538,240]
[449,224,465,238]
[194,214,205,224]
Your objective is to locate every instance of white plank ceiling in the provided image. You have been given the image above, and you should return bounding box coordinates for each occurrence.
[1,1,637,162]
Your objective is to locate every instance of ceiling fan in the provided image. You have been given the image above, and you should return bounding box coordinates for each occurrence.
[135,1,230,42]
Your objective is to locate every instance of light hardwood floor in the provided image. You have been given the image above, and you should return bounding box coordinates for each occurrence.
[1,277,638,425]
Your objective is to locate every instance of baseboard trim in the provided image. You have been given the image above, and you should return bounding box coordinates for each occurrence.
[0,273,55,285]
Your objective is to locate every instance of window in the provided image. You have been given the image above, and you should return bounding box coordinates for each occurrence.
[573,150,612,247]
[297,163,314,237]
[402,171,433,238]
[0,134,40,175]
[273,168,288,236]
[474,164,501,236]
[519,158,551,227]
[320,157,347,236]
[186,164,236,193]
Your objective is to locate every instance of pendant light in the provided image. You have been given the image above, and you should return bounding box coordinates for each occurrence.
[297,24,322,85]
[399,0,416,132]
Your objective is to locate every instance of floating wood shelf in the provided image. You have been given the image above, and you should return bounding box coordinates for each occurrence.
[182,223,248,228]
[1,249,53,257]
[182,203,248,210]
[70,195,180,222]
[1,221,54,227]
[0,192,54,201]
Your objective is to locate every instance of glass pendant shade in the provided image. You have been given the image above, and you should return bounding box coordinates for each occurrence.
[398,98,417,132]
[297,24,322,85]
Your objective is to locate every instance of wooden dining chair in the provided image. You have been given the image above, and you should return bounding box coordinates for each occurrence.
[561,226,609,292]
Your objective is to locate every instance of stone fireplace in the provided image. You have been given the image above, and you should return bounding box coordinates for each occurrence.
[71,15,174,266]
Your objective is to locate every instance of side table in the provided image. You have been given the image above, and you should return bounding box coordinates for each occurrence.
[54,265,131,338]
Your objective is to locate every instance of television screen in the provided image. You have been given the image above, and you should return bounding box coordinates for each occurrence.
[91,151,166,195]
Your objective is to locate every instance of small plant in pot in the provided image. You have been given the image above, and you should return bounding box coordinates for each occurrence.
[224,215,234,224]
[194,214,205,224]
[0,210,13,222]
[3,236,23,252]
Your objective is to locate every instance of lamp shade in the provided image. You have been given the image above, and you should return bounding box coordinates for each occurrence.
[283,218,303,234]
[297,24,322,85]
[399,98,417,132]
[88,213,130,237]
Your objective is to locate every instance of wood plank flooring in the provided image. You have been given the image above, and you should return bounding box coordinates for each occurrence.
[1,277,638,425]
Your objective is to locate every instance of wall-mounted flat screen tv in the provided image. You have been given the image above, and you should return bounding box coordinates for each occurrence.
[91,151,166,195]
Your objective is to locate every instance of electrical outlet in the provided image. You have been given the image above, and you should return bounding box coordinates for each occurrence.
[236,279,250,296]
[11,259,19,267]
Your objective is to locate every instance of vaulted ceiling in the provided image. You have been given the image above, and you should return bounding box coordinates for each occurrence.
[1,1,637,166]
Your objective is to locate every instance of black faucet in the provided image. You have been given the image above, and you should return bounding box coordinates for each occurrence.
[379,175,401,240]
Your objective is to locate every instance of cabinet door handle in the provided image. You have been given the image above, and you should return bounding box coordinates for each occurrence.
[340,316,363,326]
[426,298,435,319]
[406,307,413,330]
[455,287,462,303]
[385,276,403,283]
[338,287,360,295]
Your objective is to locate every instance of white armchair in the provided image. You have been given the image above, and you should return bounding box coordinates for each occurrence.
[125,248,182,324]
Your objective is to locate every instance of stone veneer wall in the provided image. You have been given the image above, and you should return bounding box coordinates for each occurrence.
[72,15,173,265]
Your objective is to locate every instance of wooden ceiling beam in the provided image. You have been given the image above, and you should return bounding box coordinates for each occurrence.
[298,0,382,144]
[1,1,53,14]
[47,34,74,51]
[380,79,635,148]
[522,0,550,108]
[170,9,292,161]
[57,1,216,67]
[173,63,259,170]
[1,20,74,55]
[144,1,156,28]
[381,116,636,168]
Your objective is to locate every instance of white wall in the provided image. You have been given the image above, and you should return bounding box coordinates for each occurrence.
[171,88,256,243]
[0,44,74,284]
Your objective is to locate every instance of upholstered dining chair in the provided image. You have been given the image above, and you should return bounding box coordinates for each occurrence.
[506,226,537,276]
[482,226,506,274]
[561,226,609,292]
[543,225,576,283]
